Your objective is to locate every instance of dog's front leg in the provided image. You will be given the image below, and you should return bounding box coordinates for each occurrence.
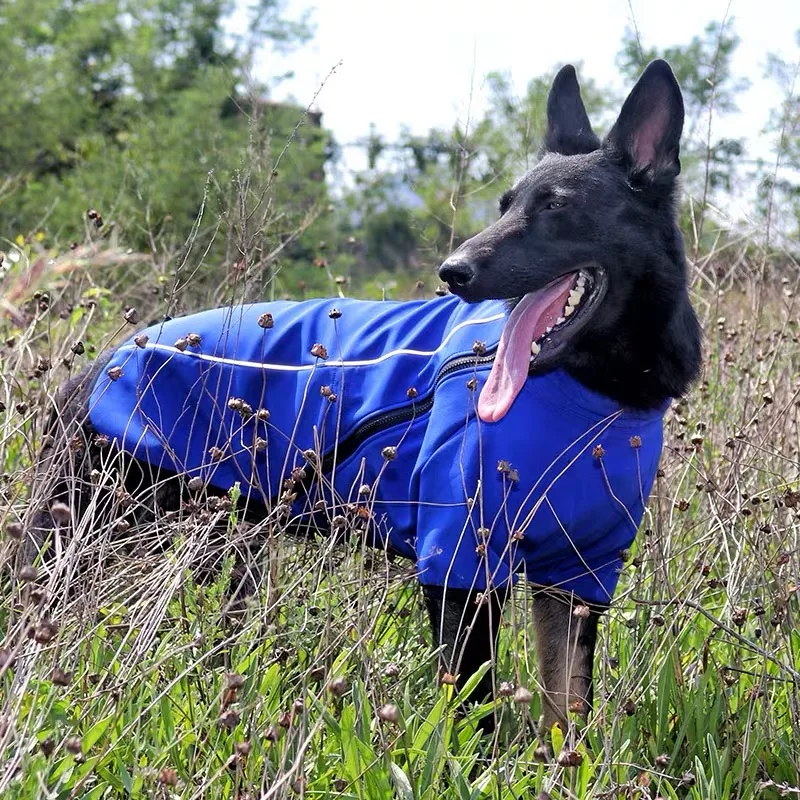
[422,585,506,730]
[531,590,604,735]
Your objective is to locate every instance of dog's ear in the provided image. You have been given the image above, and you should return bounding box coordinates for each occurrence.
[604,59,684,183]
[544,64,601,156]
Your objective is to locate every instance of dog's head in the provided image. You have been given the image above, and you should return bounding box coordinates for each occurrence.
[439,59,700,420]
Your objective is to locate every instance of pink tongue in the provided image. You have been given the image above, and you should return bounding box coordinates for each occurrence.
[478,274,576,423]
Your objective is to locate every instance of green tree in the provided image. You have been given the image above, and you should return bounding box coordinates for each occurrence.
[0,0,329,300]
[616,20,749,215]
[332,64,613,280]
[758,32,800,241]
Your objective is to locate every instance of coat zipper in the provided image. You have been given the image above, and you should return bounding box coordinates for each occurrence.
[319,346,498,472]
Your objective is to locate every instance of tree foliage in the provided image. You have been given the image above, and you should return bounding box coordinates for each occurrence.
[0,0,329,299]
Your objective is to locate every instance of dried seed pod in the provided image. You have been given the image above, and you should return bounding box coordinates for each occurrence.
[377,703,400,723]
[533,746,550,763]
[731,607,747,627]
[225,673,245,690]
[434,285,448,296]
[174,337,188,352]
[64,736,83,754]
[310,343,328,359]
[439,672,457,686]
[622,698,636,715]
[513,686,533,704]
[629,435,642,448]
[123,307,138,324]
[303,449,318,464]
[51,667,71,686]
[0,648,15,670]
[592,444,605,459]
[133,334,149,348]
[466,377,478,391]
[277,711,292,728]
[107,366,123,381]
[309,666,326,683]
[381,446,397,461]
[263,724,282,741]
[186,332,201,347]
[406,387,418,399]
[328,677,349,697]
[39,738,55,757]
[29,587,46,605]
[187,476,204,492]
[5,521,23,540]
[18,565,38,582]
[573,604,591,619]
[218,709,240,730]
[235,739,252,756]
[472,340,487,355]
[568,699,587,714]
[208,446,224,461]
[678,772,696,788]
[257,408,271,421]
[383,663,400,678]
[258,313,274,329]
[159,768,178,786]
[328,307,342,319]
[557,749,583,767]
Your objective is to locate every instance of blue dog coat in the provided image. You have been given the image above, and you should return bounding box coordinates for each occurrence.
[88,295,666,604]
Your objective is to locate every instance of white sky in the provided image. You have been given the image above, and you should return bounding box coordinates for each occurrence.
[235,0,800,218]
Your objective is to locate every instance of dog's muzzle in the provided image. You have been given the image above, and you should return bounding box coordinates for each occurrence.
[438,257,475,291]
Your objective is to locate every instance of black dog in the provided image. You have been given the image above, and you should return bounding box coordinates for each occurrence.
[26,59,700,735]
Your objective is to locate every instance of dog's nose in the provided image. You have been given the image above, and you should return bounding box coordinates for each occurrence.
[438,257,475,289]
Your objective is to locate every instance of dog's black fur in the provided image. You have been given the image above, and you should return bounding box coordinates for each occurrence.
[26,60,700,737]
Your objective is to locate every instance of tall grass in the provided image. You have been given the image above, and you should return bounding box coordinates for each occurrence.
[1,221,800,799]
[3,42,800,794]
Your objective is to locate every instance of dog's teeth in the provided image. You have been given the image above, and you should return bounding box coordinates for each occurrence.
[568,288,583,307]
[530,341,541,356]
[544,326,552,334]
[564,304,576,317]
[556,316,565,325]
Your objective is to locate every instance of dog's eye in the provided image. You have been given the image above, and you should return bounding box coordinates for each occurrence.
[545,200,566,210]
